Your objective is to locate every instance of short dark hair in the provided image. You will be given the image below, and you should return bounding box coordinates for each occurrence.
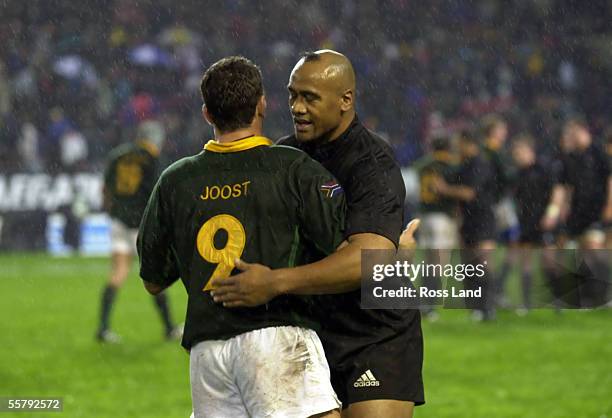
[431,136,450,152]
[200,56,263,132]
[457,129,479,145]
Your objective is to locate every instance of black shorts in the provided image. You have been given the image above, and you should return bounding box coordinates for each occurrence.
[519,226,543,245]
[328,323,425,407]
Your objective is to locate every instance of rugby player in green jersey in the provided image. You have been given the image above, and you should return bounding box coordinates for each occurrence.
[138,56,345,418]
[97,121,180,343]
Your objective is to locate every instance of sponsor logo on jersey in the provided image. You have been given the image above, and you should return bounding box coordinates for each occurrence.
[353,369,380,388]
[320,181,343,198]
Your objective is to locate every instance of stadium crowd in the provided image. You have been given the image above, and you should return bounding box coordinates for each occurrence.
[1,0,611,173]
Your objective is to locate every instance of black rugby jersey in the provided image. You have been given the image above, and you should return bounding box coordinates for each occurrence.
[279,116,421,365]
[455,154,496,244]
[513,160,556,243]
[559,144,610,235]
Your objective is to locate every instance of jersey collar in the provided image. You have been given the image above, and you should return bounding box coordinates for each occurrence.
[204,136,272,153]
[137,140,160,157]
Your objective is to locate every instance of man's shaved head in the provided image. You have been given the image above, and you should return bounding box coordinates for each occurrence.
[288,50,356,142]
[293,50,356,95]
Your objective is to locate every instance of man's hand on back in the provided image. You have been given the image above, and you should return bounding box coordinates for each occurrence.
[210,259,278,308]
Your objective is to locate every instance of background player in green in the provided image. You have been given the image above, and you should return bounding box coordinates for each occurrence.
[413,135,458,318]
[97,120,180,343]
[415,136,458,248]
[211,50,423,418]
[138,56,344,418]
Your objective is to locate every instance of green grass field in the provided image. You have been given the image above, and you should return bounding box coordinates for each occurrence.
[1,254,611,418]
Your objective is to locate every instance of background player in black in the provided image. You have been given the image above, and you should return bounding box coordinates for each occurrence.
[211,50,423,418]
[510,134,557,311]
[138,56,342,418]
[481,115,511,214]
[605,128,612,249]
[542,118,611,306]
[433,130,497,320]
[96,121,179,343]
[481,115,519,306]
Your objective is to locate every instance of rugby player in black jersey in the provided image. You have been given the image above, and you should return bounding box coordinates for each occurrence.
[510,134,558,311]
[541,118,611,306]
[211,50,423,418]
[429,130,497,320]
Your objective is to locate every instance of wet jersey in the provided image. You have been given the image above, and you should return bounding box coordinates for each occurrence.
[137,136,346,349]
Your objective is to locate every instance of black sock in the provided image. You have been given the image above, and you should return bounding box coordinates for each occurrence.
[153,293,173,333]
[582,254,610,307]
[522,271,533,309]
[99,285,117,333]
[496,260,513,301]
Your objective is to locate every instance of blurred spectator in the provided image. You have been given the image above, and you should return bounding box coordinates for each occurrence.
[17,122,42,172]
[60,128,88,170]
[0,0,610,171]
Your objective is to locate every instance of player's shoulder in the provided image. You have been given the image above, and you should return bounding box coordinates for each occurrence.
[158,152,204,184]
[355,124,393,151]
[276,134,300,148]
[347,124,401,174]
[413,154,434,172]
[266,144,319,172]
[107,142,135,161]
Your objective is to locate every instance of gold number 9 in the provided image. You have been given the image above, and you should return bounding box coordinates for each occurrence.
[197,214,246,291]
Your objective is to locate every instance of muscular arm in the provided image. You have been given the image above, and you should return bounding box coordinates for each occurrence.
[541,184,567,230]
[272,219,421,294]
[437,180,476,202]
[273,232,395,295]
[210,233,396,307]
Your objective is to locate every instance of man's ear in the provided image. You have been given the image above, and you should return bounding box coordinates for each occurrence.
[256,95,267,119]
[202,105,214,126]
[340,89,354,112]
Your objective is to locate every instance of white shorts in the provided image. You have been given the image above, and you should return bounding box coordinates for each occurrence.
[110,219,138,255]
[419,212,458,249]
[189,326,341,418]
[493,198,519,232]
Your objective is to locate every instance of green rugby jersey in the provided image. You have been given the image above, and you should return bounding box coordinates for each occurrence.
[104,141,160,228]
[415,151,457,215]
[137,136,346,349]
